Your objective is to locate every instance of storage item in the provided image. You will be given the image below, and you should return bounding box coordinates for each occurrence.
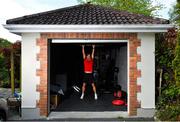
[50,94,60,108]
[50,84,64,95]
[112,99,125,106]
[56,74,67,92]
[114,91,122,98]
[7,97,21,116]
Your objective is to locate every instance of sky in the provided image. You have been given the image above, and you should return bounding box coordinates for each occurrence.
[0,0,177,43]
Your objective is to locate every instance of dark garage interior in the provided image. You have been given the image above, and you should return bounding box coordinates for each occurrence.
[50,42,128,112]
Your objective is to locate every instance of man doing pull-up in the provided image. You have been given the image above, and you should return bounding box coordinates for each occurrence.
[80,45,98,100]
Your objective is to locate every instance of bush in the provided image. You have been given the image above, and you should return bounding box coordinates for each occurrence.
[155,31,176,85]
[172,32,180,86]
[156,104,180,121]
[156,84,180,121]
[0,39,21,89]
[15,79,20,88]
[155,29,180,121]
[1,80,10,88]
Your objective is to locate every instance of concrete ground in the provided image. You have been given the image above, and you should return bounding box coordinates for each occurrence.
[7,111,155,121]
[23,117,155,121]
[8,109,21,121]
[57,118,155,121]
[7,109,155,121]
[8,111,154,121]
[1,88,155,121]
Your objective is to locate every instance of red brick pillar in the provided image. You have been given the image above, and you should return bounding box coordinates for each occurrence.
[36,37,48,116]
[129,37,141,115]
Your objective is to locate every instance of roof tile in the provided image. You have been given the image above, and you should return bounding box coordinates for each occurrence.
[6,4,169,25]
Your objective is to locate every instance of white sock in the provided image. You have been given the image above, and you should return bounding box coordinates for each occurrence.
[94,93,98,100]
[80,93,84,99]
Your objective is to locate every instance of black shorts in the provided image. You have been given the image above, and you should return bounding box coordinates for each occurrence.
[83,73,94,84]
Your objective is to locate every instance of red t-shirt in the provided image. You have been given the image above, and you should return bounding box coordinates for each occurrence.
[84,58,93,73]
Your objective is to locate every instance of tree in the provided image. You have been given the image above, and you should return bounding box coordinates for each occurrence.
[173,33,180,86]
[155,0,180,121]
[174,0,180,24]
[0,39,21,95]
[0,38,11,87]
[169,1,180,24]
[172,0,180,86]
[77,0,163,17]
[0,38,11,48]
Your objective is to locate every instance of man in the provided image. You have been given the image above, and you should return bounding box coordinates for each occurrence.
[80,45,98,100]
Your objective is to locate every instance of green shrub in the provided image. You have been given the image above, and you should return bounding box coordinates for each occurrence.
[172,32,180,86]
[156,84,180,120]
[0,80,10,88]
[156,0,180,120]
[155,32,180,120]
[15,79,20,88]
[156,104,180,121]
[155,32,176,85]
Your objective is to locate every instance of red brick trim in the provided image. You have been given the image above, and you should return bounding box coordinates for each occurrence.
[137,85,141,93]
[137,70,141,78]
[137,100,141,108]
[36,33,141,116]
[137,54,141,62]
[36,38,48,116]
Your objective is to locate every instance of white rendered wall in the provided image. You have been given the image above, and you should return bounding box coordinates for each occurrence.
[22,33,40,108]
[137,33,155,108]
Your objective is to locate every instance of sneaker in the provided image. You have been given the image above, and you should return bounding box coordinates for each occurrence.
[72,86,80,92]
[80,93,84,99]
[94,93,98,100]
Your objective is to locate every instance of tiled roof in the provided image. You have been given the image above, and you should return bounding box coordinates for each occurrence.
[6,3,169,25]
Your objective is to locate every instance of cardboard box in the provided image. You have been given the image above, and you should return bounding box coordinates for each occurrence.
[50,94,60,108]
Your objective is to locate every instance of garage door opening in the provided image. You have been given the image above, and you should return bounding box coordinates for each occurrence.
[49,41,128,112]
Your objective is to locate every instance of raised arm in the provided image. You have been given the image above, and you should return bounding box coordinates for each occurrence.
[91,45,95,59]
[82,45,86,59]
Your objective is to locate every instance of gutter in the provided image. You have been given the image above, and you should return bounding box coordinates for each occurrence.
[3,24,174,34]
